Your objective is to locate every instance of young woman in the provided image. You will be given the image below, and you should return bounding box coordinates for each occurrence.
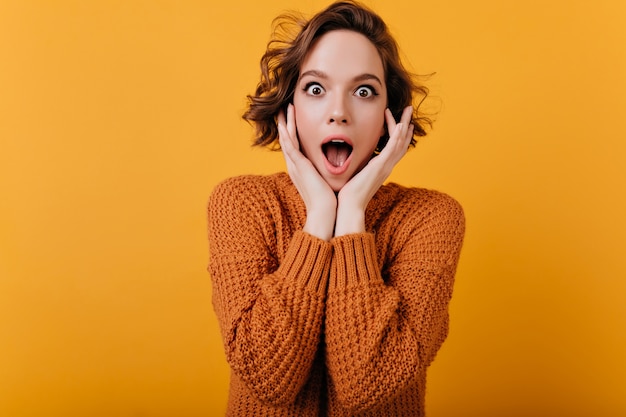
[207,1,465,415]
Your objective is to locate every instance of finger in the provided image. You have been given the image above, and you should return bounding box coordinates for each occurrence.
[277,109,286,127]
[277,110,288,147]
[384,108,396,133]
[286,103,298,148]
[278,115,307,172]
[389,106,413,142]
[379,119,412,162]
[404,124,415,149]
[400,105,413,124]
[278,108,299,156]
[384,106,411,146]
[278,118,295,159]
[393,123,412,157]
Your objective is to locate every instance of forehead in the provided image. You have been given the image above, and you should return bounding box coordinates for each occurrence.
[300,30,384,79]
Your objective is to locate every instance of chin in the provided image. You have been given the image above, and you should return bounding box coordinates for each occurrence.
[327,178,348,193]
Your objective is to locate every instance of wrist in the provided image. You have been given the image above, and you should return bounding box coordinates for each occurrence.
[304,206,337,241]
[334,206,365,237]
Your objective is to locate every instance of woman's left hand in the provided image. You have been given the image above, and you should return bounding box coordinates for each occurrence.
[334,106,415,236]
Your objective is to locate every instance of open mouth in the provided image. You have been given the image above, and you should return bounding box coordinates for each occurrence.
[322,139,353,168]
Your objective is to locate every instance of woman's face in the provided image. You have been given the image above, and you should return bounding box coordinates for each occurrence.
[293,29,387,192]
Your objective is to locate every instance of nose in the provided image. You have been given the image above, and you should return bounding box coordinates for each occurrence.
[328,94,350,124]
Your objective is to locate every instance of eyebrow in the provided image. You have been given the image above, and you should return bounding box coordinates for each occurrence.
[299,70,383,86]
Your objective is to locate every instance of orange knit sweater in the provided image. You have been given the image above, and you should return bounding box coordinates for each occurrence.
[207,172,465,416]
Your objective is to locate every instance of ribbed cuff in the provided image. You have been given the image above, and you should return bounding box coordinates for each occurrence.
[277,230,332,294]
[329,233,382,291]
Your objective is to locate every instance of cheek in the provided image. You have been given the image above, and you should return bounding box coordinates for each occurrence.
[293,100,319,138]
[367,108,386,138]
[360,100,386,123]
[292,107,307,138]
[292,105,316,155]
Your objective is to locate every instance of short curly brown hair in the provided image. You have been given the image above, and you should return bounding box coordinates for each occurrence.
[243,0,433,150]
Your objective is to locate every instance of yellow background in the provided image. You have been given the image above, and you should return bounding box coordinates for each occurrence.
[1,0,625,416]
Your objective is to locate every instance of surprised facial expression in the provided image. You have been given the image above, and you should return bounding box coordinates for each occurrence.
[293,30,387,192]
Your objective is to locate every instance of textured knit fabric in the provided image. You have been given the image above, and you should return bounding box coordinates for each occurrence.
[207,172,465,417]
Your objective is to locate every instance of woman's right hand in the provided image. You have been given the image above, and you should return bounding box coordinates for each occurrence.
[278,103,337,241]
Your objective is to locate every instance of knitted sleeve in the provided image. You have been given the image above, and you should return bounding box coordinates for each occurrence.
[324,191,465,413]
[208,176,332,405]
